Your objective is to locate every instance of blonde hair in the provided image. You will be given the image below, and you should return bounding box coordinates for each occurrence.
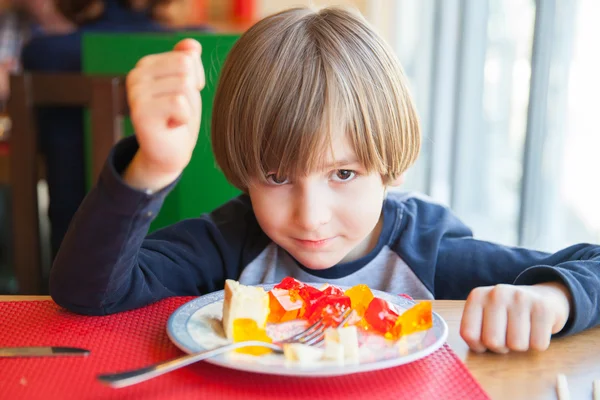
[212,6,420,191]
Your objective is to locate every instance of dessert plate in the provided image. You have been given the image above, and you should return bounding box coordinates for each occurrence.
[167,284,448,377]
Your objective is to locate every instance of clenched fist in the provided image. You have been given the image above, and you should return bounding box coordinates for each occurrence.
[124,39,205,191]
[460,282,571,353]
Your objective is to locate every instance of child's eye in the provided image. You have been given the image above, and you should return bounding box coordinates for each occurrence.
[266,173,290,185]
[331,169,356,182]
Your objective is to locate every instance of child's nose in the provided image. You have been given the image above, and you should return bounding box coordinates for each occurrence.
[293,188,331,232]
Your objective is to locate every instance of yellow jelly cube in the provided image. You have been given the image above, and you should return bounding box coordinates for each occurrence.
[232,318,273,356]
[390,301,433,339]
[344,284,374,316]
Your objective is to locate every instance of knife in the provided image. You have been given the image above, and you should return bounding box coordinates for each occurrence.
[0,347,90,358]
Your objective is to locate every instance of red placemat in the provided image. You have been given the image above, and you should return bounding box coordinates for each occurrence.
[0,298,490,400]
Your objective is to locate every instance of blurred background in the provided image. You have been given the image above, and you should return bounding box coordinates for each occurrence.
[0,0,598,293]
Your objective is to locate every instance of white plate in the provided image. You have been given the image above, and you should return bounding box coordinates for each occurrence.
[167,284,448,377]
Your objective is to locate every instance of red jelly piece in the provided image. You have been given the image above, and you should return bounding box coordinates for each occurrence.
[295,285,321,316]
[298,284,322,303]
[319,302,351,326]
[274,277,304,290]
[364,297,399,334]
[306,295,351,325]
[321,285,344,297]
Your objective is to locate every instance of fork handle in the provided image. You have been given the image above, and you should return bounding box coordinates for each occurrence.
[97,341,278,388]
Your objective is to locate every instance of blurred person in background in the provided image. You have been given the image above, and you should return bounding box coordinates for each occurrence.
[0,0,74,101]
[150,0,196,28]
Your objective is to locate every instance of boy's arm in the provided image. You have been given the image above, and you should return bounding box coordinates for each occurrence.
[50,137,265,315]
[398,197,600,336]
[49,38,242,315]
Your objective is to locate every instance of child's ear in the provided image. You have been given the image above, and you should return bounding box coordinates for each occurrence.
[388,173,405,188]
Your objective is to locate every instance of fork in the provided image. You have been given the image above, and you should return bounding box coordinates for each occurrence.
[97,309,353,388]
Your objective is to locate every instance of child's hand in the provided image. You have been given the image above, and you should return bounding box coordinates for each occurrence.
[124,38,205,191]
[460,282,571,353]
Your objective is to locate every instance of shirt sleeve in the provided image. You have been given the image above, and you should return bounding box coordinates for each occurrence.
[50,136,268,315]
[398,197,600,336]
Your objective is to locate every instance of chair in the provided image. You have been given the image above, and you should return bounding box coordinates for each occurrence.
[7,73,126,294]
[0,102,9,184]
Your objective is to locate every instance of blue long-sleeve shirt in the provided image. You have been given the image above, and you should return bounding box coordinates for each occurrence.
[50,137,600,338]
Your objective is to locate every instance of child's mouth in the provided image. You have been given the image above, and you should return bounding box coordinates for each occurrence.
[293,237,335,249]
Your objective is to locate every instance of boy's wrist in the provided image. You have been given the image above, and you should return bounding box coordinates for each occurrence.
[123,152,181,192]
[533,281,572,332]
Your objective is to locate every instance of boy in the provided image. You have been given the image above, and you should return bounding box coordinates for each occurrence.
[50,7,600,354]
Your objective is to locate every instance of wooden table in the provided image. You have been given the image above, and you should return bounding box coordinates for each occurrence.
[2,297,599,399]
[434,301,600,400]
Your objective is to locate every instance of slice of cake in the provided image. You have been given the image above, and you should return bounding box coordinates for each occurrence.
[222,279,270,340]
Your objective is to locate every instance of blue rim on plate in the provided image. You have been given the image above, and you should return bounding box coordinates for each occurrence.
[167,284,448,377]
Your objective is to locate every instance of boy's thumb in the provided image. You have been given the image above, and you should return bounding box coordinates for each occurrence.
[174,38,202,55]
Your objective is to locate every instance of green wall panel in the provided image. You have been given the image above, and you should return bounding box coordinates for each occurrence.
[82,32,240,231]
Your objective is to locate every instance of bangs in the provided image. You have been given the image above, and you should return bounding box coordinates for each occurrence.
[258,57,389,184]
[256,38,334,182]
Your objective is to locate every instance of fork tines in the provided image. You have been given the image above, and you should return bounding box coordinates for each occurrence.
[281,308,354,347]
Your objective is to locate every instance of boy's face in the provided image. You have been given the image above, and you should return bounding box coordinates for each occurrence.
[248,133,396,270]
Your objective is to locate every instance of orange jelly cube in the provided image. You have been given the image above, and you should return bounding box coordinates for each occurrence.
[344,284,374,316]
[232,318,273,356]
[267,288,303,323]
[388,301,433,339]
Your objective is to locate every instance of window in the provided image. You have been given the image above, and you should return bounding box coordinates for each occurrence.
[543,0,600,249]
[392,0,599,251]
[453,0,536,246]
